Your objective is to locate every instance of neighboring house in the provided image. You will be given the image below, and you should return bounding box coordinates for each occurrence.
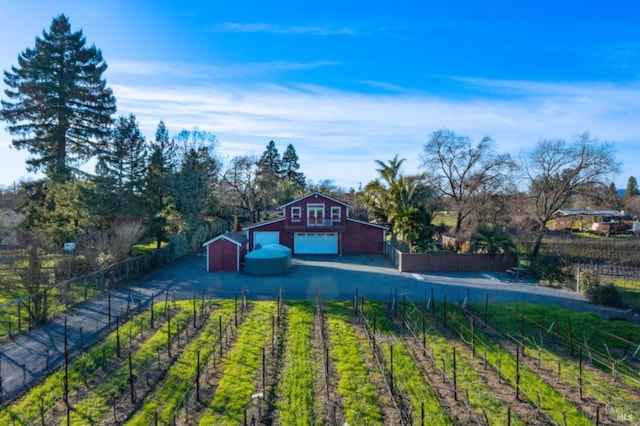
[552,209,629,232]
[243,192,387,255]
[202,232,248,272]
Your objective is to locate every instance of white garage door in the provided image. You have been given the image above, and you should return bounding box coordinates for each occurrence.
[254,231,280,249]
[294,232,338,254]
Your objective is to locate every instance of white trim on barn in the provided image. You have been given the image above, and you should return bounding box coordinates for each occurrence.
[279,191,351,209]
[294,232,338,254]
[253,231,280,249]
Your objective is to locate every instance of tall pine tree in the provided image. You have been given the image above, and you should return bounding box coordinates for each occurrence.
[280,143,305,188]
[257,140,282,177]
[172,128,219,232]
[93,114,147,219]
[624,176,639,204]
[145,120,179,248]
[1,14,116,182]
[256,140,283,210]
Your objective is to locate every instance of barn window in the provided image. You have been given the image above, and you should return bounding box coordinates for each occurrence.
[292,207,302,222]
[331,206,341,221]
[307,204,325,225]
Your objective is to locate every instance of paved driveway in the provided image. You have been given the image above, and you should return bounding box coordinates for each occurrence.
[145,252,606,314]
[0,251,634,404]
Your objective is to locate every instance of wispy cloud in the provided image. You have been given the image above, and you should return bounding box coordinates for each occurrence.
[356,80,415,93]
[107,78,640,189]
[106,59,339,79]
[209,22,357,36]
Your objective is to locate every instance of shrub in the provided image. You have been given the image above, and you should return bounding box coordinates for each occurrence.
[586,283,624,307]
[578,271,601,295]
[534,255,571,288]
[168,235,189,259]
[54,255,94,281]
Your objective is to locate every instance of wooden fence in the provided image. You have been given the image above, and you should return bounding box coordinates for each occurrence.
[384,243,517,273]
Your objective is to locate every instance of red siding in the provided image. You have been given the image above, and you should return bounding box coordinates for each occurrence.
[206,239,246,271]
[248,220,288,250]
[343,220,385,254]
[283,195,347,230]
[247,193,386,255]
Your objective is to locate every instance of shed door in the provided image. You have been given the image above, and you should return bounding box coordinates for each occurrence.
[253,231,280,249]
[294,232,338,254]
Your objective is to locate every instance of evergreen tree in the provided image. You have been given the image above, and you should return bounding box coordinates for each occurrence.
[145,120,179,247]
[172,128,219,232]
[256,140,283,210]
[603,182,623,210]
[257,140,282,177]
[17,179,93,245]
[624,176,639,204]
[280,144,305,187]
[1,14,116,182]
[93,114,147,219]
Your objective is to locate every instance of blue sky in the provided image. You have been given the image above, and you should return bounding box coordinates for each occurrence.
[1,1,639,190]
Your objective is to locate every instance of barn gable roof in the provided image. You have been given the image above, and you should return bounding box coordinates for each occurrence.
[279,191,351,209]
[241,217,286,231]
[202,232,247,247]
[346,217,389,230]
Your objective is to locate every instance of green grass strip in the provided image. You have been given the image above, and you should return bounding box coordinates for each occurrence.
[325,301,383,425]
[478,302,640,418]
[365,303,455,425]
[405,305,525,425]
[0,302,169,425]
[478,302,640,389]
[199,301,276,425]
[443,305,593,425]
[275,301,318,426]
[126,300,235,425]
[532,341,640,418]
[68,302,193,424]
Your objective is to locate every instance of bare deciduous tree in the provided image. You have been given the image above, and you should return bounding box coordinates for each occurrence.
[519,132,621,265]
[219,156,266,224]
[0,231,53,324]
[421,129,515,235]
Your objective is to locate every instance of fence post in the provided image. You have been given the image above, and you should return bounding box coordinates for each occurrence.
[484,293,489,326]
[443,294,447,328]
[568,315,574,356]
[193,295,197,329]
[453,346,457,401]
[516,346,520,401]
[0,352,3,404]
[579,348,583,400]
[108,292,112,330]
[196,350,201,403]
[128,352,135,403]
[116,316,121,358]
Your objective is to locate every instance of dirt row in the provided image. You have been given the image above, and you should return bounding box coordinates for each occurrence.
[7,299,637,425]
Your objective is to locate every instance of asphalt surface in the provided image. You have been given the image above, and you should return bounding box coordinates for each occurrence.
[0,251,635,404]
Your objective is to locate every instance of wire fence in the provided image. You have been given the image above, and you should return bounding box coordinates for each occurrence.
[0,245,178,342]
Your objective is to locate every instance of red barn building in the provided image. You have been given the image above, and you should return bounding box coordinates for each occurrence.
[244,192,387,255]
[202,232,247,272]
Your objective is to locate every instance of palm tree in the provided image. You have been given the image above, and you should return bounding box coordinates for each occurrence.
[363,155,436,251]
[468,223,515,258]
